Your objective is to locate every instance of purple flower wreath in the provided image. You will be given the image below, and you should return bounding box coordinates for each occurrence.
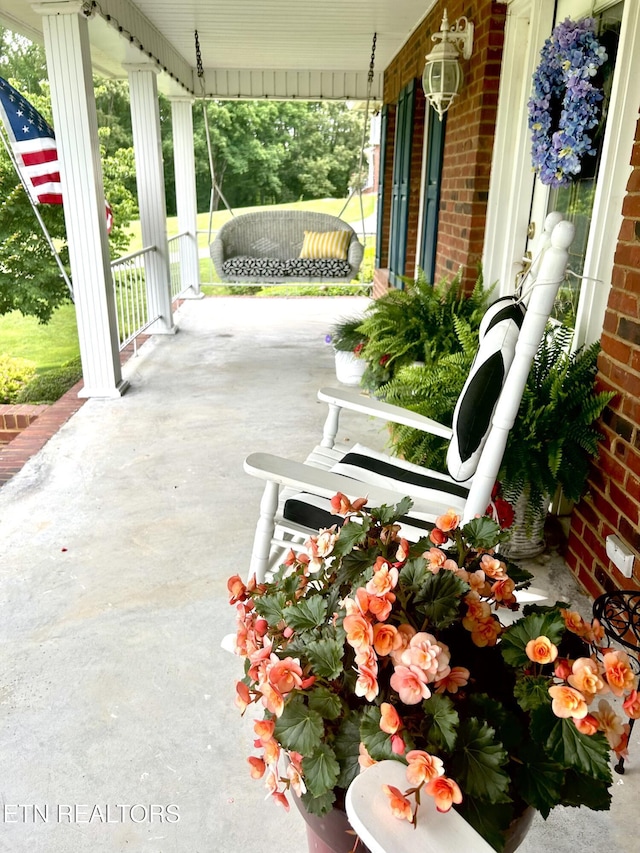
[528,17,607,188]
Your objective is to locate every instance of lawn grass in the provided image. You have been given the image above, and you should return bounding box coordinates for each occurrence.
[2,196,376,374]
[0,302,79,373]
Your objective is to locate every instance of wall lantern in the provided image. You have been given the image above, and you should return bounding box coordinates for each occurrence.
[422,9,474,119]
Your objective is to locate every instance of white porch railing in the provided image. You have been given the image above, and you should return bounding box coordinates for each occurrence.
[168,230,192,299]
[110,245,159,352]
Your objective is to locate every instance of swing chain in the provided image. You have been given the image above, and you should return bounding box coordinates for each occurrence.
[195,29,204,78]
[368,32,377,85]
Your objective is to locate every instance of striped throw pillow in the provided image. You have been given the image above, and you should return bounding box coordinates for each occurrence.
[299,230,351,260]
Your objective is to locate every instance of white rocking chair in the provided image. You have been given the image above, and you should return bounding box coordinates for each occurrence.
[244,215,575,582]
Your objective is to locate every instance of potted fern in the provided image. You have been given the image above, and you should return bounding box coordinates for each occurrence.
[497,326,614,556]
[356,270,488,393]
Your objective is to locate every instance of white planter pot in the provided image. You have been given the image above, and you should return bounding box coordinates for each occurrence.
[334,351,366,386]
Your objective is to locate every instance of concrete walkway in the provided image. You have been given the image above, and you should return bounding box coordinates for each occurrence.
[1,297,637,853]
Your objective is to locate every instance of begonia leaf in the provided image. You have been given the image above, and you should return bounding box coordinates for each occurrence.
[274,697,324,755]
[299,788,336,817]
[370,496,413,525]
[333,712,362,789]
[450,718,511,803]
[558,769,612,811]
[283,597,328,632]
[462,516,503,550]
[308,687,343,720]
[530,704,612,784]
[305,638,344,680]
[456,798,515,853]
[331,518,370,556]
[421,694,459,752]
[302,744,340,797]
[513,675,553,712]
[415,571,468,629]
[512,743,563,817]
[399,558,429,592]
[360,707,395,761]
[500,610,565,668]
[253,591,287,624]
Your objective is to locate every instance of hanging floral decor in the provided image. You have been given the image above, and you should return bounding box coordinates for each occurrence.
[528,17,607,188]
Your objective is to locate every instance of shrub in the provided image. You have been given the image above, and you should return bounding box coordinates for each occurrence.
[0,353,37,403]
[16,356,83,403]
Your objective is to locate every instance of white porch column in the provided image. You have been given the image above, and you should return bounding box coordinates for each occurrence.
[34,1,126,398]
[170,98,201,297]
[126,63,174,334]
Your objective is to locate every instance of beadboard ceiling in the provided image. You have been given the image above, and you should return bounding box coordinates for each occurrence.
[0,0,438,100]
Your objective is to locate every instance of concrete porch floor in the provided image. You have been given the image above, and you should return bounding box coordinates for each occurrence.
[1,296,637,852]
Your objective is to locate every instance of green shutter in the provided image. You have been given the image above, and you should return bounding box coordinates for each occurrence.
[420,108,446,284]
[374,105,388,270]
[388,80,417,289]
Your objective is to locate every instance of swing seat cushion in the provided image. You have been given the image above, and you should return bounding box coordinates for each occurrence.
[210,210,364,283]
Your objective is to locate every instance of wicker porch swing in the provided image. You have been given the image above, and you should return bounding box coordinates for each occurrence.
[194,31,377,285]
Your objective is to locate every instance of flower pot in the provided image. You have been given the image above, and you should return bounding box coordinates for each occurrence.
[503,806,536,853]
[501,490,549,560]
[334,351,366,386]
[293,794,369,853]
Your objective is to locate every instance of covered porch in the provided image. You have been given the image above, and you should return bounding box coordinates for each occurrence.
[0,295,637,851]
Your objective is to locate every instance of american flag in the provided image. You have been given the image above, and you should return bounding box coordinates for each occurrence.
[0,75,62,204]
[0,75,112,230]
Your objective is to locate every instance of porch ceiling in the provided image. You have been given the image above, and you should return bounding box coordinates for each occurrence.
[0,0,437,101]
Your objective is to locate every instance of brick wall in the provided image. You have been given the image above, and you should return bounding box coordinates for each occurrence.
[0,404,46,445]
[566,120,640,597]
[381,0,507,292]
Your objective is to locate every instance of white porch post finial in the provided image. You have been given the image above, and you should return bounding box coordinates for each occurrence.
[33,0,128,398]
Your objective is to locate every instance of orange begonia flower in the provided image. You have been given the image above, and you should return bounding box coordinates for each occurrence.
[424,776,463,812]
[554,658,572,680]
[268,657,304,695]
[405,750,445,786]
[380,702,402,735]
[479,554,506,580]
[593,698,627,749]
[358,742,376,769]
[435,510,460,533]
[254,718,275,743]
[373,622,401,657]
[390,665,432,705]
[271,791,290,811]
[368,592,396,622]
[573,714,599,736]
[343,612,374,649]
[549,685,588,719]
[429,527,448,546]
[247,756,266,778]
[568,657,607,699]
[435,666,470,695]
[623,689,640,720]
[258,681,285,717]
[227,574,247,604]
[355,664,380,702]
[235,681,251,713]
[602,650,637,697]
[382,785,413,822]
[560,609,589,637]
[366,561,399,596]
[525,636,559,665]
[469,617,502,648]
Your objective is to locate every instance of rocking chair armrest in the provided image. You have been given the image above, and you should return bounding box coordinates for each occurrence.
[346,760,495,853]
[317,386,454,440]
[243,452,441,516]
[347,238,365,269]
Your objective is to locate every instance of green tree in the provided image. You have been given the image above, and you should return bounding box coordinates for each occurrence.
[0,30,137,320]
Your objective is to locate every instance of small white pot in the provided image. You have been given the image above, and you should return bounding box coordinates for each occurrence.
[334,351,366,386]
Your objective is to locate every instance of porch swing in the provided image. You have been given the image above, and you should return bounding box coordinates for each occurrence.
[197,32,376,285]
